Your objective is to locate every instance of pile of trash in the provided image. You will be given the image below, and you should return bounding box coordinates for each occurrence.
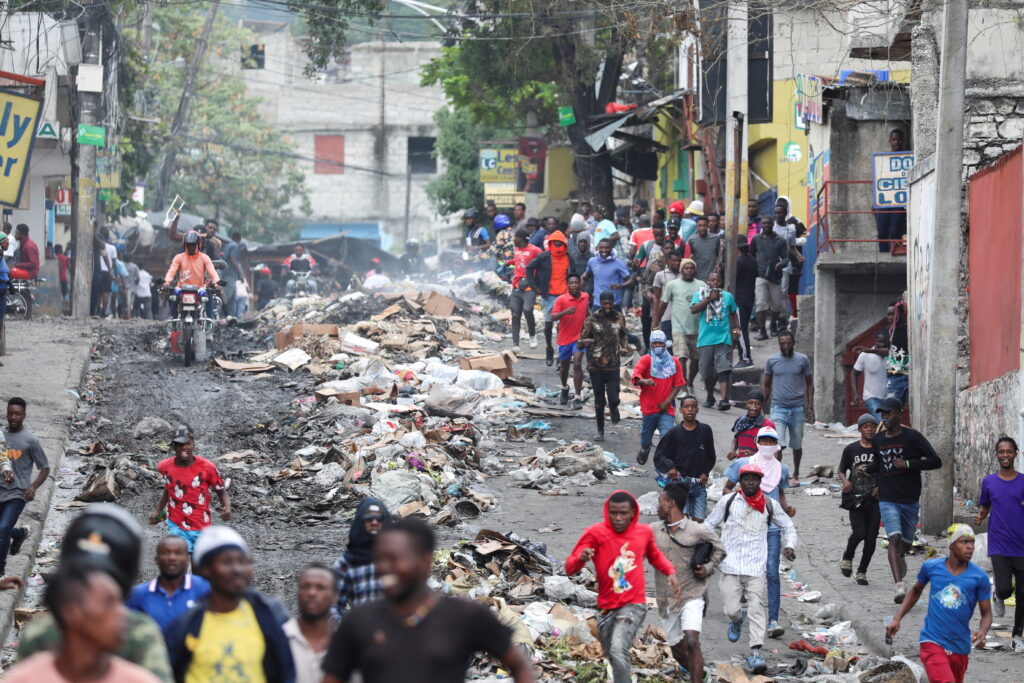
[432,529,683,681]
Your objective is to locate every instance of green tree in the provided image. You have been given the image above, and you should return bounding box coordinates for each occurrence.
[425,108,507,216]
[132,3,310,241]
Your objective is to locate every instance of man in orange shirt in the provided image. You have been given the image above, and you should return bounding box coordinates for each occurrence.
[163,232,220,325]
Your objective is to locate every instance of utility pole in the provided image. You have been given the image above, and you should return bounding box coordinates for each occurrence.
[154,0,220,211]
[918,0,967,534]
[723,1,748,293]
[71,4,103,318]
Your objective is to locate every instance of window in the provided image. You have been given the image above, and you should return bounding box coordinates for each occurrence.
[407,137,437,174]
[242,44,265,69]
[314,135,344,175]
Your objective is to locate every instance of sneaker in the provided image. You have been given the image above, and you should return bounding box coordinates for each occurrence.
[559,388,569,406]
[746,650,767,675]
[717,400,731,411]
[1012,635,1024,653]
[894,581,907,604]
[856,572,868,585]
[840,559,853,577]
[735,358,754,368]
[727,619,743,643]
[756,331,769,341]
[703,397,716,408]
[545,347,554,367]
[572,398,583,410]
[9,527,26,555]
[529,335,538,349]
[609,406,621,424]
[595,433,605,442]
[637,447,650,465]
[511,344,521,353]
[768,621,784,638]
[994,591,1006,617]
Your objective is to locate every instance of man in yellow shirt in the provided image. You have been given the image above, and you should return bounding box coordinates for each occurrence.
[164,526,295,682]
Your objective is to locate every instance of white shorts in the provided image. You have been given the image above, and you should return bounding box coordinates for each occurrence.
[663,597,705,645]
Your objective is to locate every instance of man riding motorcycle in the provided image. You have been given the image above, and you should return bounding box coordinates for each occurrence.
[162,231,220,324]
[284,243,318,295]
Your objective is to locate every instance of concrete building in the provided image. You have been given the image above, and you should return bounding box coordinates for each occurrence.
[240,23,446,250]
[0,13,73,249]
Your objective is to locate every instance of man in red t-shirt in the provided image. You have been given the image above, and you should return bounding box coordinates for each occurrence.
[510,229,542,351]
[551,274,590,408]
[55,244,70,301]
[632,330,685,464]
[150,426,231,552]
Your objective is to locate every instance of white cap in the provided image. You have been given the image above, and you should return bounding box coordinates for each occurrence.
[193,526,250,568]
[756,425,779,441]
[686,200,705,216]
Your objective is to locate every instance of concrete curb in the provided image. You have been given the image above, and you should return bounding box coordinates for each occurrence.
[0,322,93,651]
[835,601,893,658]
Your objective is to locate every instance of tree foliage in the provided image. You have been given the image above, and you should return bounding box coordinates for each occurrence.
[130,2,310,241]
[424,108,507,216]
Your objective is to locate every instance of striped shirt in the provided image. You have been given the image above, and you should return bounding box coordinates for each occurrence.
[703,493,798,576]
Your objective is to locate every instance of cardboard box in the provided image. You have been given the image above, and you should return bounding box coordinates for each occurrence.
[275,323,341,350]
[459,351,517,380]
[421,290,457,318]
[314,388,360,405]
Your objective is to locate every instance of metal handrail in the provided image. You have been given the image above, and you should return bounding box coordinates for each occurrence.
[813,179,907,254]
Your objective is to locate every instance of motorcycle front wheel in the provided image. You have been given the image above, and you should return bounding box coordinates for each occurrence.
[182,324,195,366]
[6,292,28,320]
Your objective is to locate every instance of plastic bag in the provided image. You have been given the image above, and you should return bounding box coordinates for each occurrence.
[637,491,660,515]
[371,470,423,511]
[424,360,460,382]
[455,368,505,391]
[425,382,482,418]
[549,443,607,479]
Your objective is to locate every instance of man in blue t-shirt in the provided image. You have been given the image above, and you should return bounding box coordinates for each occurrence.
[690,270,740,411]
[584,238,632,309]
[722,426,796,640]
[126,535,211,632]
[885,524,992,683]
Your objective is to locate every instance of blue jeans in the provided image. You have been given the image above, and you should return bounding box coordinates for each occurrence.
[879,500,919,541]
[684,482,708,520]
[887,374,908,403]
[766,528,781,622]
[0,498,27,574]
[770,405,805,451]
[640,411,675,451]
[864,397,883,421]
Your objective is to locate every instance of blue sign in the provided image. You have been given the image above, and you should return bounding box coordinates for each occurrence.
[872,152,914,209]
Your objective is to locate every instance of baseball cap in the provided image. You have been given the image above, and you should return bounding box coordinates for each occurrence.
[171,425,192,445]
[879,397,903,413]
[756,426,779,441]
[739,463,764,478]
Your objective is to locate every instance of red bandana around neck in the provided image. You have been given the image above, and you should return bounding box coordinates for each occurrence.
[741,488,767,513]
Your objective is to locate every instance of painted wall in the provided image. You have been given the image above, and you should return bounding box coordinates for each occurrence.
[748,80,810,219]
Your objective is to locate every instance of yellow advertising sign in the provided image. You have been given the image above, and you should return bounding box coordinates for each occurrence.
[479,145,517,184]
[0,89,43,207]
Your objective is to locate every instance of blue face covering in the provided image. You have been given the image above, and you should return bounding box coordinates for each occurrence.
[649,344,676,379]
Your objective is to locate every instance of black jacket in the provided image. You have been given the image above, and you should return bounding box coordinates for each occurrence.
[524,251,557,297]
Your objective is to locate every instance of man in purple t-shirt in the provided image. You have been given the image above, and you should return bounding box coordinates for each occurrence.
[975,436,1024,651]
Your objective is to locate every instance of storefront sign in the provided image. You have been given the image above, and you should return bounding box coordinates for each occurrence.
[872,151,914,209]
[0,89,43,207]
[796,74,824,124]
[479,145,517,183]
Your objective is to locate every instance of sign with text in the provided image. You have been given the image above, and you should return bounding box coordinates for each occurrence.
[872,151,914,209]
[796,74,824,124]
[0,90,43,207]
[77,124,106,147]
[479,145,517,184]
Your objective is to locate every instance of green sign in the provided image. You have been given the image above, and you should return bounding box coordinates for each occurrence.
[77,124,106,147]
[558,106,576,127]
[98,188,116,201]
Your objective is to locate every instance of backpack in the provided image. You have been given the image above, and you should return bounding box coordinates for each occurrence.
[721,491,775,527]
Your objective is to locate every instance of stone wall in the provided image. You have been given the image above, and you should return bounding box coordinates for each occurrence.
[954,370,1020,502]
[963,92,1024,178]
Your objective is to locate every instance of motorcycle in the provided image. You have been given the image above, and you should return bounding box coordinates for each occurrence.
[162,280,224,367]
[289,271,311,297]
[6,268,39,320]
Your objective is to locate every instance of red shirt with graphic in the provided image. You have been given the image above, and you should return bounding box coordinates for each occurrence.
[157,455,225,532]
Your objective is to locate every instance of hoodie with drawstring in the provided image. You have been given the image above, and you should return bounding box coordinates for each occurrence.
[565,490,676,610]
[524,230,571,297]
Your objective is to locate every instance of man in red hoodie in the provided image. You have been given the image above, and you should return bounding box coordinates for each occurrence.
[523,230,571,366]
[566,490,680,683]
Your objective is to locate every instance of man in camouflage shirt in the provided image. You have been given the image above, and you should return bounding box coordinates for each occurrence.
[579,290,630,442]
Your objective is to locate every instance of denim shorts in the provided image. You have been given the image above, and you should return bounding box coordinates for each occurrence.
[541,294,558,321]
[879,500,919,541]
[770,405,805,451]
